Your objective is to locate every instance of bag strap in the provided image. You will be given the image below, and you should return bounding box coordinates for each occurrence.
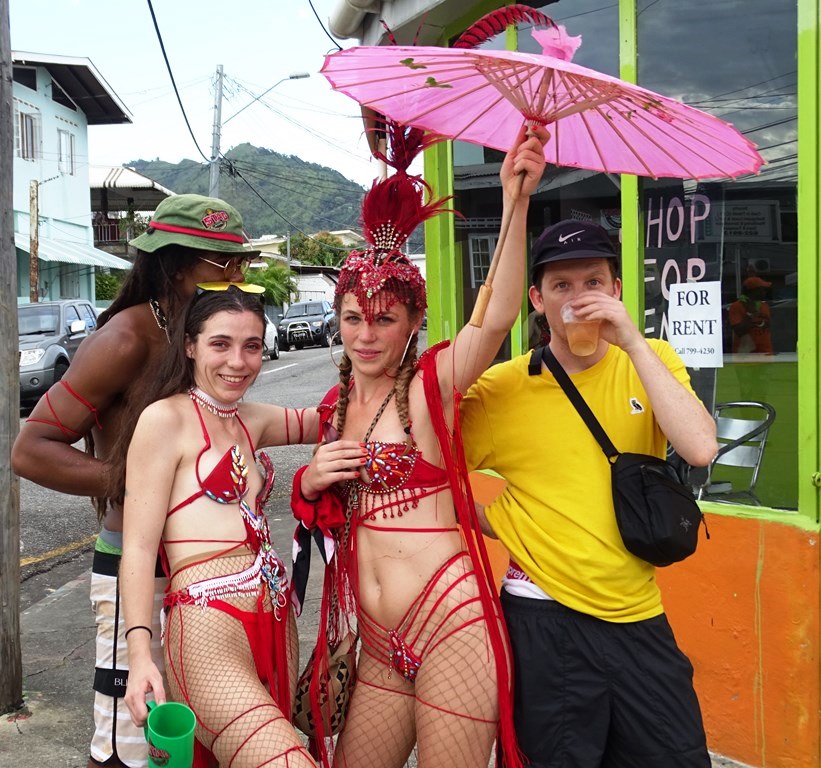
[538,345,620,461]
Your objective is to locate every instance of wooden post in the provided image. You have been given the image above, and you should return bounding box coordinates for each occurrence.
[0,0,25,715]
[29,179,38,302]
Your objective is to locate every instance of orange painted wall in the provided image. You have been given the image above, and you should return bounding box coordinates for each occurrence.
[469,472,510,584]
[469,471,821,766]
[658,514,819,767]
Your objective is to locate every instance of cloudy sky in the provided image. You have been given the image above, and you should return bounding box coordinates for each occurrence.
[10,0,384,187]
[10,0,796,187]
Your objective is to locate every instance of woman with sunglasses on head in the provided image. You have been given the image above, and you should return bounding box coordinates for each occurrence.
[118,283,320,768]
[290,123,547,768]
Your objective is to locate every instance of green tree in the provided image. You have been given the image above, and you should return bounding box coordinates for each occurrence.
[281,231,350,267]
[118,211,150,241]
[95,270,123,301]
[244,261,298,306]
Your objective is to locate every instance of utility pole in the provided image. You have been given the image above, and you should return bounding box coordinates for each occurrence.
[208,64,224,198]
[29,180,39,302]
[209,69,310,200]
[0,0,24,715]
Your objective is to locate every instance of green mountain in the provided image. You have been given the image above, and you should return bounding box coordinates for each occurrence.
[130,143,366,239]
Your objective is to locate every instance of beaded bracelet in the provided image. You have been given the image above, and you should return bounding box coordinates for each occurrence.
[124,625,153,640]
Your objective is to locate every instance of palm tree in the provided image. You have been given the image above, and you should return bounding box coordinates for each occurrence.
[244,260,298,306]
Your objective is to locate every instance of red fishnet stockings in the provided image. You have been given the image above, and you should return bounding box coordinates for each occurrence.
[164,556,314,767]
[335,554,502,768]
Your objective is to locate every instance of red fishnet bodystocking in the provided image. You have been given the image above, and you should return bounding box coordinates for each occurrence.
[335,554,502,768]
[164,555,313,767]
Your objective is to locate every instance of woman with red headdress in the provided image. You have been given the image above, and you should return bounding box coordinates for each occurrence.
[290,122,547,768]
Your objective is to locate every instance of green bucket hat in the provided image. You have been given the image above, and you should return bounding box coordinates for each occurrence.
[129,194,259,256]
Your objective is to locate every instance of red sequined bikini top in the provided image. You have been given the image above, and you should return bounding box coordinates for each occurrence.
[167,400,275,515]
[321,398,450,524]
[360,440,447,492]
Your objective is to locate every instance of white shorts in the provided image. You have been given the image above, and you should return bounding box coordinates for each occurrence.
[89,548,166,768]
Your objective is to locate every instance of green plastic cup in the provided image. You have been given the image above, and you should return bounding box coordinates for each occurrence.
[144,700,196,768]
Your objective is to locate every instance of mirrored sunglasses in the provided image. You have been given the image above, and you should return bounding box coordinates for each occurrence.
[196,281,266,296]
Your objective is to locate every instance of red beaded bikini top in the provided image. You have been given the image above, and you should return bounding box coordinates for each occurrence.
[320,393,448,522]
[167,401,275,515]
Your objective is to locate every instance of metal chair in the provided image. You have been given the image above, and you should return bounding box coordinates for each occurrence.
[697,401,776,506]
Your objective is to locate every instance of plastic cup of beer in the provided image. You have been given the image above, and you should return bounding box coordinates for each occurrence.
[561,303,600,356]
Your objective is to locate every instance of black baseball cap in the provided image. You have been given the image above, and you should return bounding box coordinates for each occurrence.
[530,220,619,285]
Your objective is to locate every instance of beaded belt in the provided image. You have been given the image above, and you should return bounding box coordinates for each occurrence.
[165,550,289,610]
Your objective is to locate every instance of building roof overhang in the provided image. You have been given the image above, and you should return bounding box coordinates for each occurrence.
[12,50,131,125]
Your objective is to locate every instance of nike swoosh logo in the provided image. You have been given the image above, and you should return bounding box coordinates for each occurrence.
[558,230,585,243]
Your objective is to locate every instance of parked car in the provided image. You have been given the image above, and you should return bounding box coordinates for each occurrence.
[263,315,280,360]
[277,300,338,350]
[18,299,98,404]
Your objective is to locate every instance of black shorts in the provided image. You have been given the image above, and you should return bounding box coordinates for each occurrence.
[501,591,709,768]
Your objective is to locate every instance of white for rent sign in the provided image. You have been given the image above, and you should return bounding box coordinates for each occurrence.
[667,281,723,368]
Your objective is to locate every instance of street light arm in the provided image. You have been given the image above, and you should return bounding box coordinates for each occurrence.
[223,72,310,125]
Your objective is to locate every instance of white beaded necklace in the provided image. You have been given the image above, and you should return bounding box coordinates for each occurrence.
[188,386,239,418]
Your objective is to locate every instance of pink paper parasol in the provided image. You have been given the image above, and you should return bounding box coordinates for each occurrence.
[322,30,763,181]
[323,7,764,326]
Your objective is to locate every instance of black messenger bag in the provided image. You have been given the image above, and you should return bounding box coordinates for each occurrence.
[533,346,707,567]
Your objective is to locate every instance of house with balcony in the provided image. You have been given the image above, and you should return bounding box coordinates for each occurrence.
[12,51,133,304]
[90,164,175,259]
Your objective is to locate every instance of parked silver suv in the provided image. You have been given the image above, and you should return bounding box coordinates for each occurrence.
[18,299,98,404]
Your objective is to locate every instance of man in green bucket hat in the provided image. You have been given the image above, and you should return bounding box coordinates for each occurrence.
[12,193,258,768]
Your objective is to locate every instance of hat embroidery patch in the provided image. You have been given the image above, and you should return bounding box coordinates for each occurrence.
[629,397,644,414]
[202,209,229,230]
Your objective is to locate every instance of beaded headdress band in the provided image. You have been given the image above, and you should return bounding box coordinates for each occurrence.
[335,121,455,322]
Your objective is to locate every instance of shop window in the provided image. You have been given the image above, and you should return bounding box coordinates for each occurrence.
[58,129,76,175]
[638,0,797,510]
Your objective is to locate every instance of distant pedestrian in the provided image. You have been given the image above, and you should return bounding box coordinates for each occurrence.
[12,194,258,768]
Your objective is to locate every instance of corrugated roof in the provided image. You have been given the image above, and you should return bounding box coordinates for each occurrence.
[89,165,175,211]
[14,233,132,269]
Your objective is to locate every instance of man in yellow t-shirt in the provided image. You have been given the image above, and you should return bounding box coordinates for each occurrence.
[461,220,718,768]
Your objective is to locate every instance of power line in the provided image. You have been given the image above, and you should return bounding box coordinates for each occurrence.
[232,167,354,252]
[224,75,352,118]
[308,0,342,52]
[145,0,209,163]
[228,158,365,194]
[232,88,375,167]
[229,166,361,228]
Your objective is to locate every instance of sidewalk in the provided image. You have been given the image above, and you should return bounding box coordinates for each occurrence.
[2,549,750,768]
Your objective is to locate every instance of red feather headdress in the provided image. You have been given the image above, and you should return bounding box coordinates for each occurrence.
[335,120,455,321]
